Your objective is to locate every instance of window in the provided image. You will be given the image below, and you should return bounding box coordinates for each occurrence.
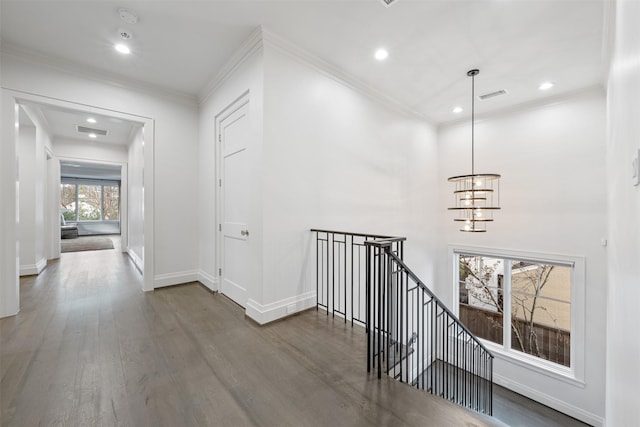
[458,255,506,345]
[102,184,120,220]
[453,247,585,382]
[60,180,120,221]
[78,184,102,220]
[60,183,77,222]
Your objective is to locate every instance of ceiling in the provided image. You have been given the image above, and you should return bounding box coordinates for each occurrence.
[1,0,608,125]
[20,101,141,146]
[60,161,122,181]
[18,105,123,180]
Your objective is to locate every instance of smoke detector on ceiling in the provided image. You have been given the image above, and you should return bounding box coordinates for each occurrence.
[118,8,138,25]
[118,28,133,40]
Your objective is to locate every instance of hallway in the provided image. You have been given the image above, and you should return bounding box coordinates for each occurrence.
[0,248,582,426]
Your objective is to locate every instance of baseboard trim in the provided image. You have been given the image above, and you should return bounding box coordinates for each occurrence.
[154,270,200,288]
[197,270,218,292]
[493,373,605,427]
[246,291,316,325]
[19,265,38,276]
[19,258,47,276]
[127,248,144,274]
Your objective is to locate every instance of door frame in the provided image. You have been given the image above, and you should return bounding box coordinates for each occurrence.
[56,156,128,251]
[215,91,250,300]
[1,89,155,318]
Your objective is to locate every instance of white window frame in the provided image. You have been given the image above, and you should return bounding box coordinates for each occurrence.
[450,245,586,387]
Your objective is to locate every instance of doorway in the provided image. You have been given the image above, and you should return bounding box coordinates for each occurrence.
[1,90,155,317]
[217,95,251,307]
[59,160,124,254]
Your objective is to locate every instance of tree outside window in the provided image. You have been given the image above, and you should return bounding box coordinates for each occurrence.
[103,185,120,220]
[60,183,77,221]
[77,184,102,220]
[458,254,571,367]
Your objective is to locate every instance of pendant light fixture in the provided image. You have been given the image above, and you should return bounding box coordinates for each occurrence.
[448,69,501,232]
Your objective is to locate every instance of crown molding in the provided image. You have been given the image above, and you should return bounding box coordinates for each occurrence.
[600,0,617,86]
[1,43,198,108]
[197,26,431,124]
[197,27,265,105]
[260,27,431,124]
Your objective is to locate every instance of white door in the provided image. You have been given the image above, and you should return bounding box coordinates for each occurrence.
[219,100,250,307]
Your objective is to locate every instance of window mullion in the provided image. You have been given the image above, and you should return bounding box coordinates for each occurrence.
[503,258,512,352]
[100,185,104,221]
[74,184,79,221]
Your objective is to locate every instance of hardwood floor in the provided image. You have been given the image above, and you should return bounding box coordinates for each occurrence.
[492,385,589,427]
[0,248,580,426]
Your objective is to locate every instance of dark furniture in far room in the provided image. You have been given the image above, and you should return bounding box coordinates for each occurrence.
[61,214,78,239]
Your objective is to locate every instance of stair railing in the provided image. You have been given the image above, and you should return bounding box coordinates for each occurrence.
[310,229,404,326]
[366,239,494,415]
[310,229,493,415]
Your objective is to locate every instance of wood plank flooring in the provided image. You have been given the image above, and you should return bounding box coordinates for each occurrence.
[0,247,580,426]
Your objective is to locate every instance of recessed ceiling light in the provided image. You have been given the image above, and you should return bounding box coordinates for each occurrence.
[452,106,463,114]
[88,133,97,139]
[539,81,554,91]
[374,48,388,61]
[114,43,131,54]
[86,118,97,124]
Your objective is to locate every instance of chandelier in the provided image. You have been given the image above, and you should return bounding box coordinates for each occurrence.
[448,69,501,232]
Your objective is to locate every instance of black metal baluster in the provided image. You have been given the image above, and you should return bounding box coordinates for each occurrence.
[333,235,339,319]
[313,230,492,416]
[385,246,391,377]
[366,241,371,372]
[420,288,424,390]
[443,309,447,399]
[489,357,493,415]
[377,245,383,379]
[418,291,421,389]
[350,235,354,326]
[430,299,435,395]
[315,231,318,311]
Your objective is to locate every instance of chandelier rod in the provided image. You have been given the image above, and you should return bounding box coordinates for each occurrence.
[468,69,479,176]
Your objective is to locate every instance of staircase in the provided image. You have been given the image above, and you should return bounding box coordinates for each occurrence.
[312,229,494,415]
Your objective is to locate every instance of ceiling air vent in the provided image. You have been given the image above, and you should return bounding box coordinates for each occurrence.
[380,0,400,7]
[76,125,108,136]
[478,89,508,101]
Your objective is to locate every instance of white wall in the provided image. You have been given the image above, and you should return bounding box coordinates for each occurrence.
[198,31,438,323]
[0,92,19,316]
[17,106,50,276]
[18,124,38,274]
[606,1,640,425]
[46,152,61,260]
[1,49,199,302]
[33,125,47,271]
[128,127,145,272]
[249,40,439,323]
[438,89,607,425]
[54,138,128,163]
[198,40,265,292]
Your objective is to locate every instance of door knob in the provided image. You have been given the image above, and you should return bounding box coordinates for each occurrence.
[241,230,249,236]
